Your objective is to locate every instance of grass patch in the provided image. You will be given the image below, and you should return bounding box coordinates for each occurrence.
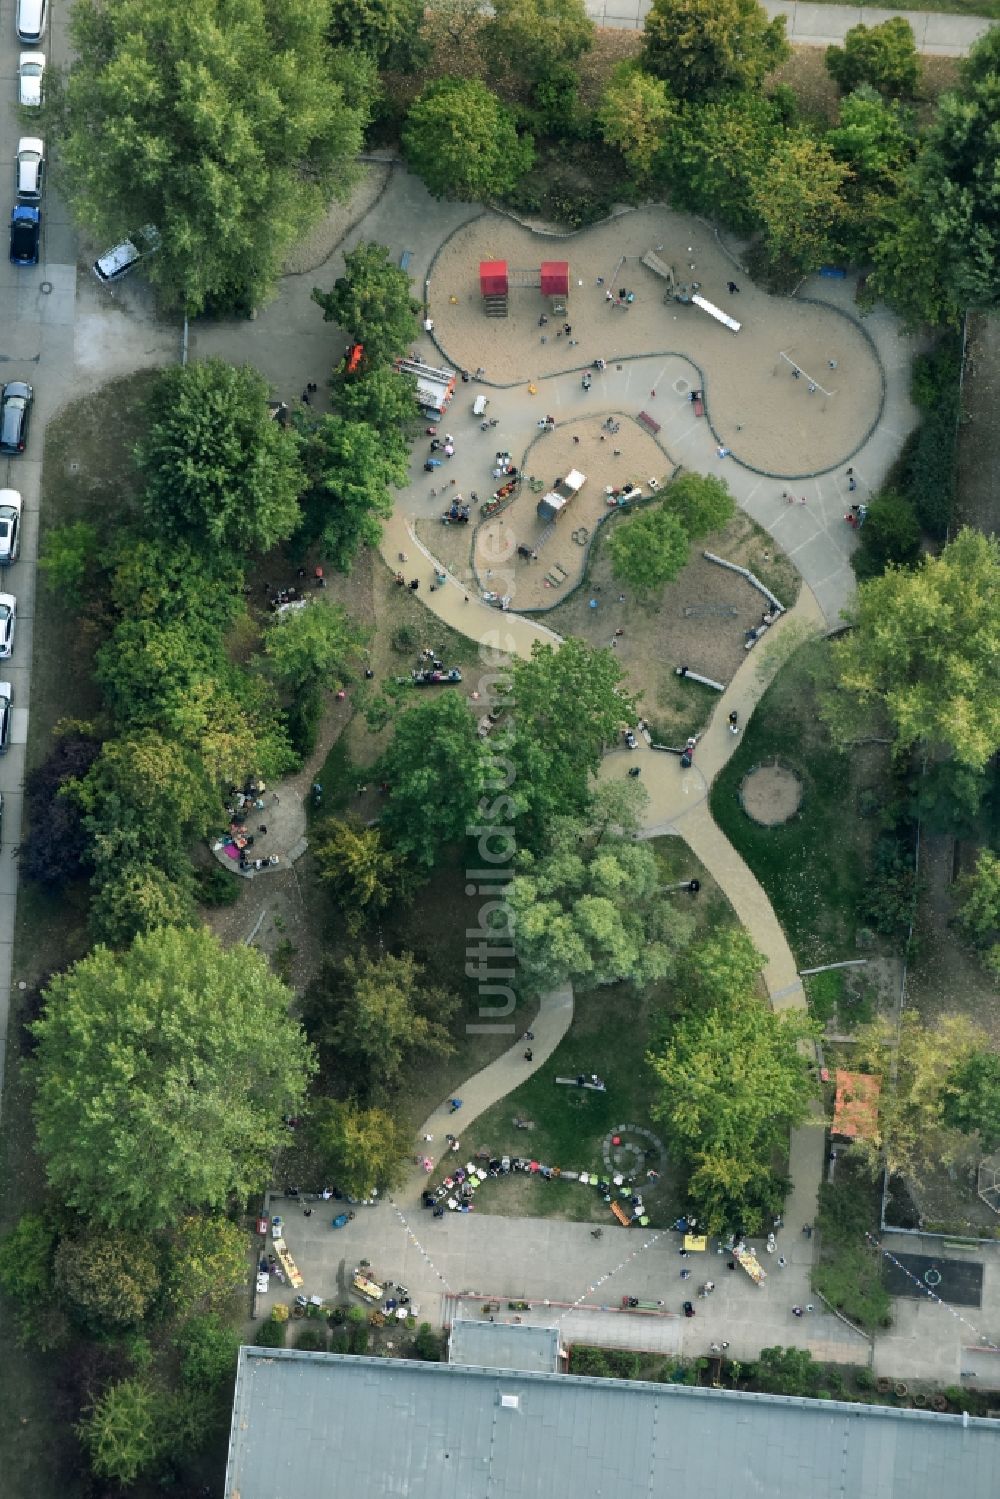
[710,638,887,966]
[813,1161,892,1329]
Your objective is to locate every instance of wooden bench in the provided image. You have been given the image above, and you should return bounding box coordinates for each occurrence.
[692,394,705,417]
[400,249,414,272]
[611,1200,631,1228]
[637,410,660,435]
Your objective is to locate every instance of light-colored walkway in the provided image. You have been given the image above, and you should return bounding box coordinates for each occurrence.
[586,0,993,56]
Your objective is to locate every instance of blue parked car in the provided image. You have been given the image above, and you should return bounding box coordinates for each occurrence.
[9,203,40,266]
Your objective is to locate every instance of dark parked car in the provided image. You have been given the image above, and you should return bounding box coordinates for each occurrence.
[0,382,33,454]
[0,681,11,755]
[9,203,39,266]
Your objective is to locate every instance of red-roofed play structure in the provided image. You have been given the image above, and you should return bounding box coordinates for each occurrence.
[479,259,570,317]
[832,1070,881,1141]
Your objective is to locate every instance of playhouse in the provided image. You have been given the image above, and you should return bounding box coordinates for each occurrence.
[537,468,586,524]
[396,356,457,416]
[479,259,570,318]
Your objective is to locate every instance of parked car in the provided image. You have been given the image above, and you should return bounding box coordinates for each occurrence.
[9,203,39,266]
[0,382,33,454]
[0,682,11,755]
[17,52,45,108]
[15,137,43,202]
[0,594,15,658]
[0,491,23,565]
[92,224,160,284]
[15,0,47,45]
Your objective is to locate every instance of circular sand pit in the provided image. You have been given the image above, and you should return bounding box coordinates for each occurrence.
[740,763,803,826]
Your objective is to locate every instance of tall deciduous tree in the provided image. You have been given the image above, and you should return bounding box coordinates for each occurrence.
[506,792,695,992]
[942,1050,1000,1149]
[666,471,736,538]
[379,692,492,867]
[56,0,368,314]
[598,64,675,181]
[298,415,408,571]
[505,638,636,833]
[310,1099,411,1197]
[661,93,785,231]
[824,529,1000,771]
[826,18,921,99]
[307,951,457,1093]
[78,1378,164,1485]
[32,927,315,1228]
[313,242,420,371]
[649,977,817,1232]
[312,818,406,932]
[403,79,534,201]
[54,1230,161,1326]
[328,0,425,66]
[751,133,850,272]
[609,504,689,593]
[260,601,366,693]
[485,0,594,84]
[335,366,420,431]
[643,0,789,101]
[135,361,304,552]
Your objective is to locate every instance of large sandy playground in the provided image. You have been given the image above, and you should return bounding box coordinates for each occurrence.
[428,206,884,478]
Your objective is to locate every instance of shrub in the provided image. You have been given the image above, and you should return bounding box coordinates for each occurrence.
[194,861,241,907]
[826,20,920,98]
[348,1323,369,1354]
[255,1319,286,1347]
[286,684,324,759]
[851,492,921,581]
[296,1323,329,1352]
[412,1321,444,1361]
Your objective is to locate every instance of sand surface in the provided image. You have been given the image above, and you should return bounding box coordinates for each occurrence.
[741,764,804,826]
[429,207,882,477]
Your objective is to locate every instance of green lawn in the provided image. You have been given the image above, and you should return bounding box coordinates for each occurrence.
[710,639,886,968]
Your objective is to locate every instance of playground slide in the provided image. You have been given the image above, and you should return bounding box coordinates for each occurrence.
[692,294,741,334]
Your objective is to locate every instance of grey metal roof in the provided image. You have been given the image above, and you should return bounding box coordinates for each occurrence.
[226,1347,1000,1499]
[448,1318,561,1373]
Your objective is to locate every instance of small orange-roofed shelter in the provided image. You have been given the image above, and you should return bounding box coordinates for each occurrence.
[832,1070,881,1140]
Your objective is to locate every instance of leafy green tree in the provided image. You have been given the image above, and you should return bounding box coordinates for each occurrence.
[78,1377,164,1485]
[609,504,689,593]
[665,471,736,538]
[54,1230,161,1326]
[506,794,694,992]
[89,861,195,947]
[328,0,424,65]
[850,1009,985,1176]
[412,1321,445,1360]
[505,638,636,833]
[310,1098,411,1197]
[851,491,921,580]
[135,361,303,552]
[676,929,767,1012]
[649,973,817,1233]
[598,64,675,181]
[661,93,784,230]
[643,0,789,102]
[825,529,1000,771]
[38,520,99,605]
[32,927,315,1228]
[175,1314,241,1404]
[164,1216,250,1314]
[751,133,850,273]
[0,1212,59,1340]
[313,242,420,371]
[485,0,594,85]
[403,79,534,201]
[826,19,920,99]
[336,366,420,431]
[955,849,1000,947]
[867,188,962,330]
[77,732,218,842]
[308,951,457,1092]
[379,692,492,867]
[312,818,407,932]
[298,415,408,571]
[260,601,366,693]
[57,0,367,315]
[826,89,916,263]
[942,1049,1000,1149]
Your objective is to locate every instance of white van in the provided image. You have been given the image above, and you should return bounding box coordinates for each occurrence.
[16,0,47,45]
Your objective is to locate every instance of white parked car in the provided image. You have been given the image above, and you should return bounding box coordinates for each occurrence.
[16,0,47,45]
[15,137,44,202]
[0,491,23,565]
[0,594,15,658]
[18,52,45,109]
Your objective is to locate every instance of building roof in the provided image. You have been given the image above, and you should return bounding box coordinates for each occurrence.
[448,1318,561,1373]
[833,1069,882,1139]
[226,1347,1000,1499]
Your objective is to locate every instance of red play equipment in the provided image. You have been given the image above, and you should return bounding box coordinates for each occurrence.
[479,259,570,318]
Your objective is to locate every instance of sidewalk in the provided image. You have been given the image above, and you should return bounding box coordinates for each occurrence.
[586,0,993,55]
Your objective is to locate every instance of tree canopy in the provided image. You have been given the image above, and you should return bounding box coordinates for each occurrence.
[311,818,407,932]
[57,0,368,314]
[135,361,304,552]
[260,601,366,693]
[485,0,594,85]
[660,92,785,231]
[666,471,736,538]
[403,79,534,201]
[643,0,789,101]
[825,529,1000,771]
[598,65,675,182]
[826,19,921,98]
[750,133,850,272]
[942,1049,1000,1149]
[609,503,689,593]
[328,0,424,65]
[506,786,694,992]
[298,414,408,571]
[504,638,636,834]
[379,692,492,867]
[310,1098,411,1198]
[312,241,420,371]
[32,926,315,1228]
